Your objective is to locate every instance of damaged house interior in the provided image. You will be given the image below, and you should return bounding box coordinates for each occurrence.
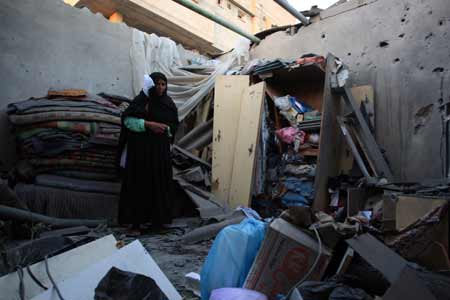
[1,0,450,299]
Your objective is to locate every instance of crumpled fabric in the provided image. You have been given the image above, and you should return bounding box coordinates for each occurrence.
[276,128,306,150]
[281,177,315,207]
[284,164,316,177]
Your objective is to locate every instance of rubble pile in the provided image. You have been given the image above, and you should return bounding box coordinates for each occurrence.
[0,50,449,300]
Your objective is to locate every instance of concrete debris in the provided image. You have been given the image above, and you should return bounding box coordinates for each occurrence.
[182,210,245,244]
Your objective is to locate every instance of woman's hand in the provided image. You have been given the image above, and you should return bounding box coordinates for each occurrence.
[145,121,168,134]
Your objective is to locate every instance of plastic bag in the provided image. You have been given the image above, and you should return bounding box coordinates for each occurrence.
[210,288,268,300]
[274,96,292,111]
[200,218,267,300]
[94,267,168,300]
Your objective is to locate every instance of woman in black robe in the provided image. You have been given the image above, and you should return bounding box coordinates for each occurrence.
[117,72,179,232]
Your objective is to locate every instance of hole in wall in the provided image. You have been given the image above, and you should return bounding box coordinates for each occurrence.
[347,53,351,56]
[379,41,389,47]
[433,67,444,72]
[393,58,400,63]
[425,32,433,40]
[398,33,405,38]
[321,33,326,38]
[401,18,406,23]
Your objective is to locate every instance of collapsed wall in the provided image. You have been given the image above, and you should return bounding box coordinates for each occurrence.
[251,0,450,181]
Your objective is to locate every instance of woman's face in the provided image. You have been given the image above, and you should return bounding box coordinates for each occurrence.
[155,79,167,97]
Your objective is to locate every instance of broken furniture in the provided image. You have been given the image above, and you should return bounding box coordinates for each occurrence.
[311,54,393,211]
[212,77,266,208]
[244,55,327,211]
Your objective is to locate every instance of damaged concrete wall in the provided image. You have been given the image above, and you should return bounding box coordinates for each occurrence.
[0,0,134,167]
[251,0,450,181]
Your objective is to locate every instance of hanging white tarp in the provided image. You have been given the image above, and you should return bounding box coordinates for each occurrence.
[130,30,248,121]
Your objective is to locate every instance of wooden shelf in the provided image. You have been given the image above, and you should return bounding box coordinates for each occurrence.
[300,148,319,157]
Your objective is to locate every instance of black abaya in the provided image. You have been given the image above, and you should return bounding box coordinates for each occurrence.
[118,88,179,226]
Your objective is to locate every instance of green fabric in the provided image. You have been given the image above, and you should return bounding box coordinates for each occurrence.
[124,117,146,132]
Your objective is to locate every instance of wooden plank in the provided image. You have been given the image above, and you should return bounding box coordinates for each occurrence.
[229,82,266,208]
[352,85,375,129]
[383,266,437,300]
[299,148,319,157]
[339,85,375,173]
[313,54,343,211]
[211,75,249,207]
[395,196,447,231]
[346,233,407,284]
[342,86,393,180]
[47,89,87,97]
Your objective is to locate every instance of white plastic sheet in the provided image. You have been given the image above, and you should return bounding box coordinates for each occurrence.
[130,30,248,120]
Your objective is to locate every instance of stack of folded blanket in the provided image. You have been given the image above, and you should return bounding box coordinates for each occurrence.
[7,92,128,180]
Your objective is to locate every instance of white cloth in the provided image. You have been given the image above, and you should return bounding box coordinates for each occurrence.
[143,74,155,96]
[130,30,246,121]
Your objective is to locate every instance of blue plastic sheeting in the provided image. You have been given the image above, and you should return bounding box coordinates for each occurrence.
[281,177,314,207]
[200,218,267,300]
[289,96,313,113]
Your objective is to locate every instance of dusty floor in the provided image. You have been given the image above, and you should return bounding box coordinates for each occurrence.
[115,224,212,300]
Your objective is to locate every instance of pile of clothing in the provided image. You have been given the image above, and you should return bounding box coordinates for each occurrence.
[271,95,321,207]
[7,92,127,180]
[6,91,128,221]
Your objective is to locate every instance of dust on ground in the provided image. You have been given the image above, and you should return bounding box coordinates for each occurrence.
[115,226,212,300]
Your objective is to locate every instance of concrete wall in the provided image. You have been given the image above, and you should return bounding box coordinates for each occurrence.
[250,0,450,181]
[70,0,298,52]
[0,0,135,168]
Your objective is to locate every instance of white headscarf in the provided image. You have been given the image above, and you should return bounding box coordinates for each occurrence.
[143,74,155,96]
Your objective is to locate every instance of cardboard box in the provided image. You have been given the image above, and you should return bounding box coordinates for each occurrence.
[244,218,331,300]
